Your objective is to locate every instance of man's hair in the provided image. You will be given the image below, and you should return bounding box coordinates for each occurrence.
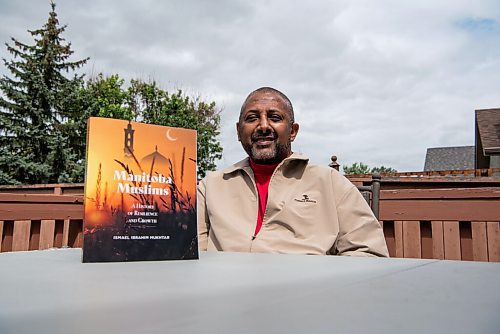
[239,87,295,123]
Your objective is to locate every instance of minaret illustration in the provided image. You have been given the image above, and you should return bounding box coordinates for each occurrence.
[124,121,135,156]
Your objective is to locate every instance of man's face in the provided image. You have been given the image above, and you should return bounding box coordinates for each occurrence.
[237,91,299,164]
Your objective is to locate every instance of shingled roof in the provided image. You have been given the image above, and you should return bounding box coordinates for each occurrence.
[424,146,475,171]
[476,109,500,155]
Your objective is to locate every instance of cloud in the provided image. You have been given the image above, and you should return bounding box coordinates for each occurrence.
[1,0,499,172]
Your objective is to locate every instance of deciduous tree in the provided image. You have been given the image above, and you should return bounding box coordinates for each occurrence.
[343,162,397,175]
[77,75,222,179]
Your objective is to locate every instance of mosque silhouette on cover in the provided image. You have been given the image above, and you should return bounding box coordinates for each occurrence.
[123,121,169,170]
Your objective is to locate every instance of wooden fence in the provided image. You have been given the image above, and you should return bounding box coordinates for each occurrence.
[1,181,499,261]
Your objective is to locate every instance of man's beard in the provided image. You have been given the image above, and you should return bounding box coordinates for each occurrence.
[243,132,291,165]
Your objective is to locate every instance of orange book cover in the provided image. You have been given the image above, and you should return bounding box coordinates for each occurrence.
[82,117,198,262]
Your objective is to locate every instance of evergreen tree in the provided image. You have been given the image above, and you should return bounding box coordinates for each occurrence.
[0,2,88,184]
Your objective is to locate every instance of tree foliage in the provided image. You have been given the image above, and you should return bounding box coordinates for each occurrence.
[370,165,398,174]
[129,79,222,178]
[343,162,397,175]
[75,74,223,179]
[0,3,222,184]
[0,2,88,184]
[343,162,370,175]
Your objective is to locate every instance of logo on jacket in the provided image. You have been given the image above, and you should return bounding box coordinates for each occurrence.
[294,194,317,203]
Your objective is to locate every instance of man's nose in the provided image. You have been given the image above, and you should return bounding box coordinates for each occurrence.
[258,115,271,131]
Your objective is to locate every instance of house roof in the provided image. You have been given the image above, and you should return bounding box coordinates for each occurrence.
[424,146,475,171]
[476,109,500,155]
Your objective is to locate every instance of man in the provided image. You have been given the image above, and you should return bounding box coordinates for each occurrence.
[197,87,388,257]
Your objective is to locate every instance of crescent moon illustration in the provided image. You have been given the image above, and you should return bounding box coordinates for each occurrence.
[166,129,177,141]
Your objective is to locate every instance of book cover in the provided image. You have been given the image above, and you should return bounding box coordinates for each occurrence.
[82,117,198,262]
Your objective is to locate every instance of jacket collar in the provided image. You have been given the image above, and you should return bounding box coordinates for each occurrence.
[222,152,309,175]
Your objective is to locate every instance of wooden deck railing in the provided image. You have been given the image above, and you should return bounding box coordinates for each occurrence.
[1,181,499,261]
[379,187,500,262]
[0,193,84,252]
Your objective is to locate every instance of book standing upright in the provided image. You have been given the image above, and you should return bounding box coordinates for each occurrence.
[82,117,198,262]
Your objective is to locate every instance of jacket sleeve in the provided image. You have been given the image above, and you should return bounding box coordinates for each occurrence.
[197,177,210,251]
[334,186,389,257]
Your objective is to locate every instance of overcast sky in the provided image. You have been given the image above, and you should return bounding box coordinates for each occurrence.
[1,0,499,171]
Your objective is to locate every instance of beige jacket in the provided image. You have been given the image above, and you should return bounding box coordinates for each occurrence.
[197,153,388,257]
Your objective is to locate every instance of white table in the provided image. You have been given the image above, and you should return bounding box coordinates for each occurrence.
[0,249,499,334]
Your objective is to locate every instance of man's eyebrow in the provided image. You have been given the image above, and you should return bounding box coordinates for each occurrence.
[241,109,259,117]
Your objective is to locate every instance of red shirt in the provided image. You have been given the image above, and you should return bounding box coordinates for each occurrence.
[249,159,279,237]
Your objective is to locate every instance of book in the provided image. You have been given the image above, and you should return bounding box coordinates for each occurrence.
[82,117,198,262]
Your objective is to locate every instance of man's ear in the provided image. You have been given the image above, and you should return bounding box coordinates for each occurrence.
[290,123,299,142]
[236,122,241,141]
